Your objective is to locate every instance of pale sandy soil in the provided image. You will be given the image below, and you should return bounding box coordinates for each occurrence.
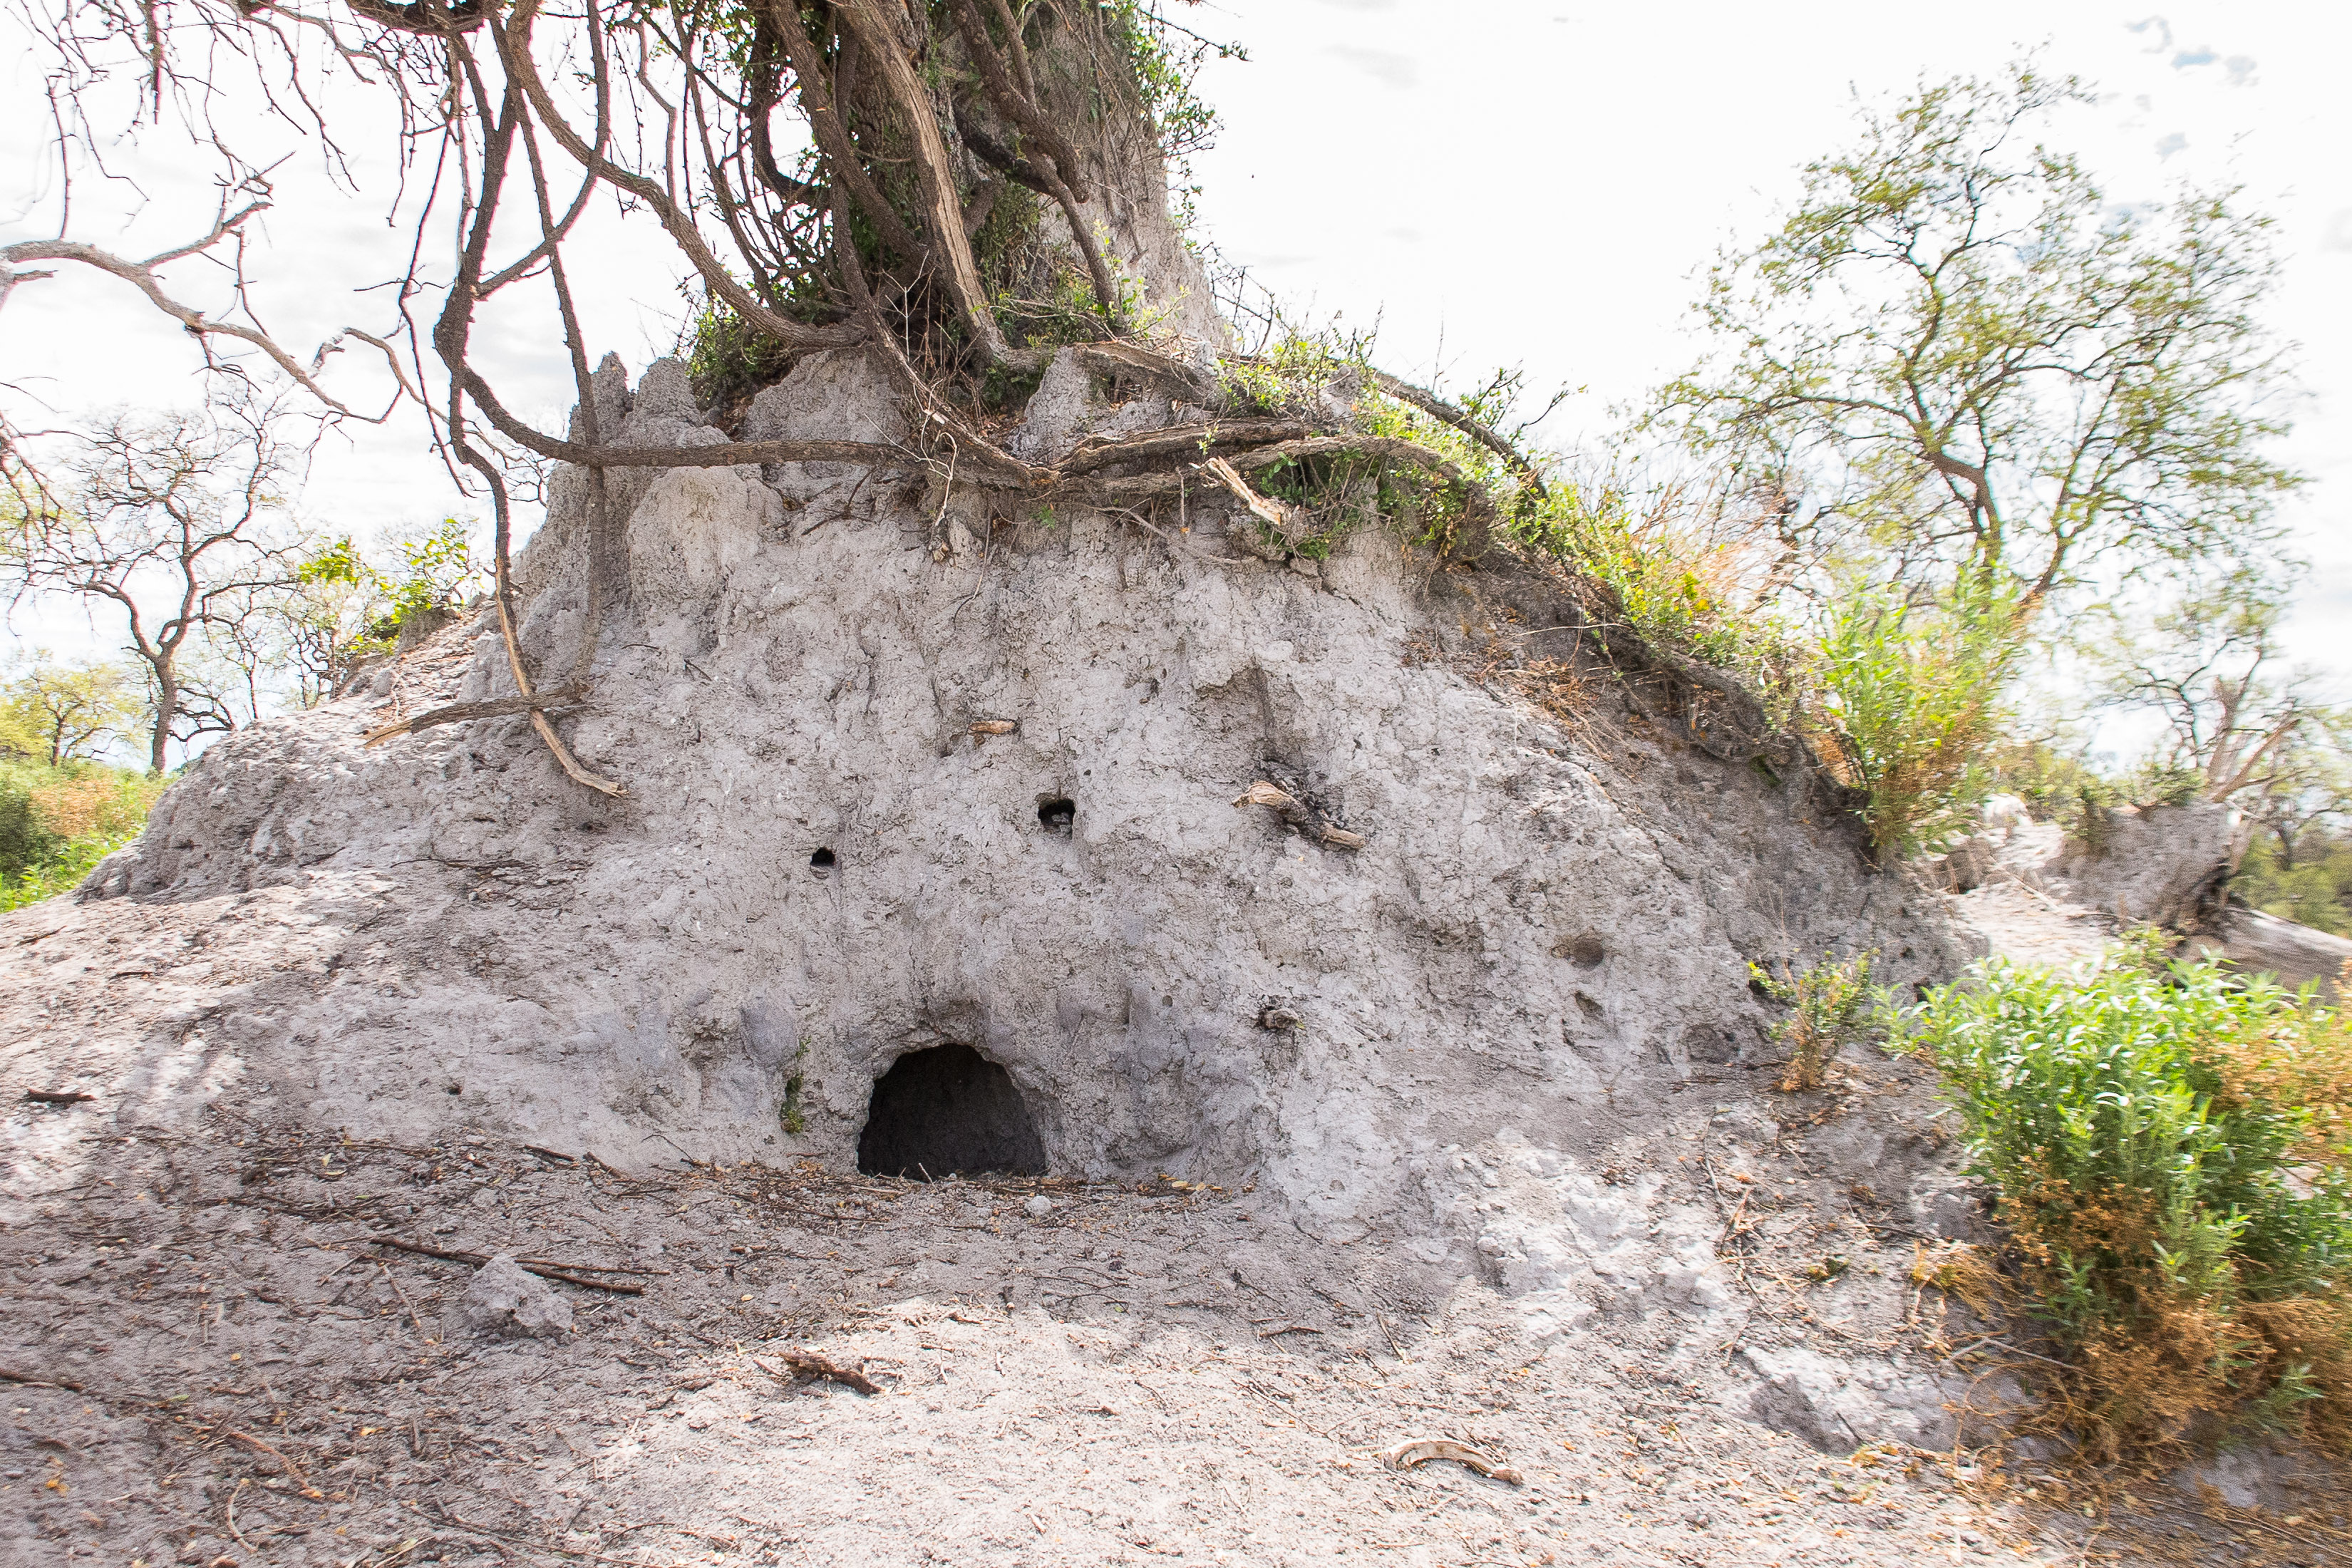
[6,1106,2347,1568]
[5,857,2346,1568]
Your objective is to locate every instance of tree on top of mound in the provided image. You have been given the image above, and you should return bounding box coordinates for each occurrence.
[4,0,1519,795]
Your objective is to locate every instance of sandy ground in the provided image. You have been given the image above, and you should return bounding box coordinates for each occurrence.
[5,870,2347,1567]
[6,1098,2348,1568]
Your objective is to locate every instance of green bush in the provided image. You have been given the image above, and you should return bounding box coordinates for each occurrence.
[1750,950,1890,1090]
[0,758,166,912]
[1514,475,1778,672]
[684,299,797,415]
[1815,580,2023,859]
[1908,941,2352,1455]
[2235,831,2352,937]
[0,772,59,883]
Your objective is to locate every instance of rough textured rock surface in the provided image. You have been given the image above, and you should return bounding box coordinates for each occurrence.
[1946,795,2349,1001]
[82,354,1965,1252]
[20,359,2346,1558]
[2207,905,2352,994]
[2053,803,2245,928]
[451,1253,574,1340]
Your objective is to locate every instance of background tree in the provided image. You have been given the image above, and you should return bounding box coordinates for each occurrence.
[1653,64,2301,618]
[282,518,490,704]
[0,653,143,765]
[2090,569,2339,808]
[0,388,309,773]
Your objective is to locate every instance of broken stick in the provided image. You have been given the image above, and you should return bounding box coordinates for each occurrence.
[760,1350,882,1396]
[365,1236,645,1296]
[1378,1437,1525,1485]
[1232,781,1366,850]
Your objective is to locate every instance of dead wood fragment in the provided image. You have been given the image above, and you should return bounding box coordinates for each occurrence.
[23,1090,95,1105]
[366,1235,645,1295]
[760,1350,882,1395]
[1202,455,1292,534]
[227,1428,321,1495]
[1234,781,1366,848]
[1233,780,1310,825]
[1378,1436,1525,1485]
[0,1368,86,1392]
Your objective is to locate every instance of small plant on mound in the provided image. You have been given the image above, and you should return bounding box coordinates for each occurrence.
[1814,580,2025,860]
[1750,950,1890,1090]
[1907,939,2352,1458]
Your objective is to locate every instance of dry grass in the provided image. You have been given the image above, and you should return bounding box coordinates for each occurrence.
[1909,1239,2002,1316]
[28,770,154,839]
[1498,657,1599,731]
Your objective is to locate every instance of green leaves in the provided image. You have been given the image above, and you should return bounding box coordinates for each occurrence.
[1907,948,2352,1445]
[1816,575,2023,856]
[1654,61,2301,616]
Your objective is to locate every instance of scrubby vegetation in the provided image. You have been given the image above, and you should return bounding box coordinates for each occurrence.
[1908,939,2352,1458]
[0,756,163,912]
[2238,831,2352,936]
[1750,949,1890,1091]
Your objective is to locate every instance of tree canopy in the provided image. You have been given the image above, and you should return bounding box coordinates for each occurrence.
[1654,66,2301,617]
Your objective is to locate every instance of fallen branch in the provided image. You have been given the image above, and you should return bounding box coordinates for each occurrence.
[759,1350,882,1395]
[1378,1437,1525,1485]
[1202,455,1292,534]
[366,1236,645,1295]
[227,1428,320,1495]
[0,1368,85,1392]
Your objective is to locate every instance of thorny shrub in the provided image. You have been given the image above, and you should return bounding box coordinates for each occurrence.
[1907,937,2352,1458]
[1750,949,1892,1091]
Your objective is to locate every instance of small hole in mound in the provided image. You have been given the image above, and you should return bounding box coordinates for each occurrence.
[1037,797,1076,833]
[857,1044,1046,1180]
[809,847,835,880]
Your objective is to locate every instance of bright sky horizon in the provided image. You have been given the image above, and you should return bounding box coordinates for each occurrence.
[2,1,2345,726]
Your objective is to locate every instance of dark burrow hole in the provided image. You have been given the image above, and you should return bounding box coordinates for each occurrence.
[809,847,835,879]
[856,1044,1047,1180]
[1036,796,1076,833]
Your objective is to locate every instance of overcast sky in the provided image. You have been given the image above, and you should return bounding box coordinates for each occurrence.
[3,0,2345,687]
